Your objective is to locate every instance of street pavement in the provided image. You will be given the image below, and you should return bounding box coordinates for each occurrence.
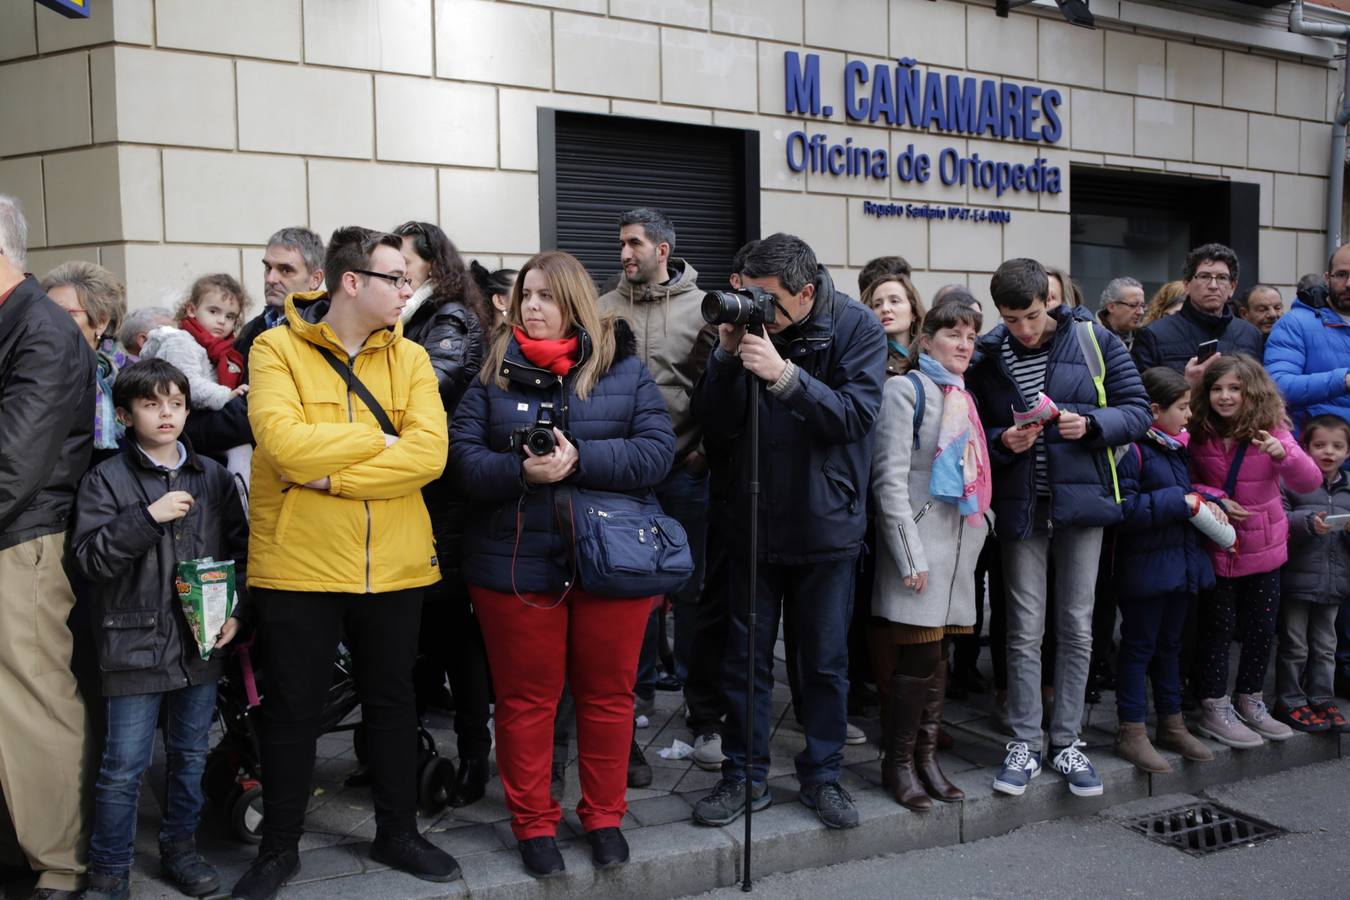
[683,757,1350,900]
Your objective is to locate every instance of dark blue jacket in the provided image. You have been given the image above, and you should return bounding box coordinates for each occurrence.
[1114,432,1215,600]
[1264,297,1350,432]
[1131,298,1263,374]
[450,320,674,593]
[692,266,887,563]
[967,306,1151,539]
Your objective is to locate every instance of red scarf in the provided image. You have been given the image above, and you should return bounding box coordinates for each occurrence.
[513,327,579,376]
[180,315,244,389]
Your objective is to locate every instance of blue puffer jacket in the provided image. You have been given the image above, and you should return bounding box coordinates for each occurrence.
[966,306,1151,540]
[1113,431,1216,600]
[1131,299,1263,374]
[1264,298,1350,432]
[449,320,675,593]
[692,266,887,563]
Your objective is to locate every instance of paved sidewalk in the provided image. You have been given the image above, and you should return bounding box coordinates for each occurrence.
[8,648,1343,900]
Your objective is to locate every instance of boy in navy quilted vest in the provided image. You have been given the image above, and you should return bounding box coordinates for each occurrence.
[1275,414,1350,733]
[1112,367,1220,773]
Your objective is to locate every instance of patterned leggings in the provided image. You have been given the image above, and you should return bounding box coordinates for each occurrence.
[1194,571,1282,699]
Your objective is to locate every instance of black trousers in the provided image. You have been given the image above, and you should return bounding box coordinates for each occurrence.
[683,521,731,736]
[255,587,423,850]
[415,575,494,759]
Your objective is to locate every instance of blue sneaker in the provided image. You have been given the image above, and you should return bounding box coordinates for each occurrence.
[992,741,1041,796]
[1049,740,1103,797]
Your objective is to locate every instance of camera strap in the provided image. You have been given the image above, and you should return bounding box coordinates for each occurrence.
[319,348,399,437]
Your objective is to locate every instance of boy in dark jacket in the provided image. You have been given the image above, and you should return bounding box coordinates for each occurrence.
[967,258,1150,800]
[72,359,248,900]
[1275,414,1350,733]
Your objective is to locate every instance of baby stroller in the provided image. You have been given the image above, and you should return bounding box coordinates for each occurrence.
[203,639,455,844]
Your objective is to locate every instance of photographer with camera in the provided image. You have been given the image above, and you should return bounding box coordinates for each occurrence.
[449,251,675,878]
[689,233,887,831]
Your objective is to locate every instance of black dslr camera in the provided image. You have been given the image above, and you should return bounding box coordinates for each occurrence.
[510,401,557,457]
[701,285,777,334]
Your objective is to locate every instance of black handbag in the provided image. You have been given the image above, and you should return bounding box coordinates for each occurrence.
[556,486,694,599]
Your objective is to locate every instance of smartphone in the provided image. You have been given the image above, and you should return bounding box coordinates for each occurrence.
[1323,513,1350,528]
[1197,339,1219,362]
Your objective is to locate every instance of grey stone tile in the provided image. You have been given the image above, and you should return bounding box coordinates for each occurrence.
[303,799,375,839]
[276,866,467,899]
[1202,757,1350,832]
[627,793,694,827]
[290,844,365,883]
[423,822,507,857]
[1150,729,1339,796]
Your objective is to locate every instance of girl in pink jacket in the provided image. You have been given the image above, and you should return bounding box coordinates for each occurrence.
[1188,354,1321,748]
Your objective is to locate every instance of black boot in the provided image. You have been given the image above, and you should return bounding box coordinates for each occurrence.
[915,664,964,803]
[231,847,300,900]
[882,673,932,811]
[449,756,489,807]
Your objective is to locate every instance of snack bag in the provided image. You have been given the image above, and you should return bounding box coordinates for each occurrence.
[175,557,235,660]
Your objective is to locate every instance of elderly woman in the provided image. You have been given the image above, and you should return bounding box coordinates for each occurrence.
[117,306,172,358]
[450,250,673,878]
[42,262,128,464]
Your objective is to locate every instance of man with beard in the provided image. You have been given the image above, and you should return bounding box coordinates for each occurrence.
[1265,244,1350,449]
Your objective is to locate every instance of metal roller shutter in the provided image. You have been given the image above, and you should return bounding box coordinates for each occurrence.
[539,110,760,290]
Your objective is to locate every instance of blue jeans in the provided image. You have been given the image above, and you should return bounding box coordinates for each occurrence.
[88,681,218,877]
[1116,592,1191,723]
[720,557,854,787]
[635,467,710,695]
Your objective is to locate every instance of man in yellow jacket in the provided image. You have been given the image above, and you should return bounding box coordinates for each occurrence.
[232,227,458,900]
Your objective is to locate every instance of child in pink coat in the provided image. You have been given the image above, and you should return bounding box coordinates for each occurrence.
[1187,354,1321,748]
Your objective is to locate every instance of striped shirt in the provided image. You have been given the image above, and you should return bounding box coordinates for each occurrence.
[1002,335,1051,496]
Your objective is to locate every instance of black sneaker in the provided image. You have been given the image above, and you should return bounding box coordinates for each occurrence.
[160,840,220,897]
[231,848,300,900]
[627,738,652,788]
[518,836,565,878]
[369,831,461,883]
[799,781,860,829]
[691,778,770,826]
[587,827,629,869]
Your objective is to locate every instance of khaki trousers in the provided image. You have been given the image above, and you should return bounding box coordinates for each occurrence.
[0,532,89,891]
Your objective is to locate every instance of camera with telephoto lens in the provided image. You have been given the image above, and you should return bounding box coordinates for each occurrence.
[510,402,557,457]
[701,285,777,332]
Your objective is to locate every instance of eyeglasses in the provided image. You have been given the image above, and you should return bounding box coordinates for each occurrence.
[1111,300,1146,310]
[1191,273,1232,286]
[1329,270,1350,282]
[354,269,412,290]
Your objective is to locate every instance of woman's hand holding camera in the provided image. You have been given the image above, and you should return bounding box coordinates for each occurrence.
[523,428,579,484]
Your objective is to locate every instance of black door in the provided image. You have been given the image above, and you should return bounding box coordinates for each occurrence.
[539,110,760,290]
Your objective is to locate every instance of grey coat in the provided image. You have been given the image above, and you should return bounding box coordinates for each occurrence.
[870,370,986,628]
[1282,471,1350,606]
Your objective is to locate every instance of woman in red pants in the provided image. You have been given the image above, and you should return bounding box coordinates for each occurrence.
[449,250,675,877]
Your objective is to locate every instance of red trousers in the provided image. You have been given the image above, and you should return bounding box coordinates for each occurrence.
[471,585,652,839]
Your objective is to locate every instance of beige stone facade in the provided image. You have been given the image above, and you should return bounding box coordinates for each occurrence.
[0,0,1344,311]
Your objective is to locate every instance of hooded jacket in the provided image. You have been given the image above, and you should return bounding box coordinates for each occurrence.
[692,266,888,563]
[1189,428,1321,579]
[1263,297,1350,432]
[966,305,1151,539]
[598,259,709,460]
[0,275,96,550]
[246,291,447,594]
[1282,470,1350,605]
[1114,431,1215,600]
[449,319,675,593]
[72,440,249,696]
[1131,298,1263,374]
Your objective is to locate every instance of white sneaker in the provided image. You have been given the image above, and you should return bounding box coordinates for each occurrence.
[844,722,867,745]
[691,733,725,771]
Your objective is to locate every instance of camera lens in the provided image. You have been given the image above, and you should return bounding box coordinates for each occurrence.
[525,428,556,456]
[701,291,749,326]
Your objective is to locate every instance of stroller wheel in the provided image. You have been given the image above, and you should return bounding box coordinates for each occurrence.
[418,756,455,816]
[231,786,265,844]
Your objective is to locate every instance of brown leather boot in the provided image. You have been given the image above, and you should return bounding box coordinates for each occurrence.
[915,663,964,802]
[1155,713,1215,762]
[882,673,932,811]
[1114,721,1172,774]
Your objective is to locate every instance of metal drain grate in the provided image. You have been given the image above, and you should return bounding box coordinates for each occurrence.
[1124,802,1285,857]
